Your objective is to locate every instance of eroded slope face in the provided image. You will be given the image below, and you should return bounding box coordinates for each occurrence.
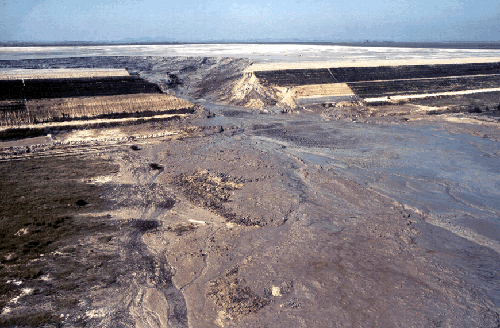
[4,56,500,115]
[0,56,252,102]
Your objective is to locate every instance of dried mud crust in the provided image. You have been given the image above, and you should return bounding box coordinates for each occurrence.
[206,267,270,321]
[172,170,266,226]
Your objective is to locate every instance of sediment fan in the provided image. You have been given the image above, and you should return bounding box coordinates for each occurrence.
[0,69,194,127]
[251,61,500,104]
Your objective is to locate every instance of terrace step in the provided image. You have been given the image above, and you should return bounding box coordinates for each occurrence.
[254,69,336,87]
[0,76,162,101]
[252,62,500,89]
[348,74,500,98]
[329,62,500,83]
[0,80,23,100]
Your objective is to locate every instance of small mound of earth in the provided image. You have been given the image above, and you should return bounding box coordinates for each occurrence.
[172,170,265,226]
[206,267,270,321]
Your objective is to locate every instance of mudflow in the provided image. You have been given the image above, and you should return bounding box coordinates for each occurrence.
[0,56,500,328]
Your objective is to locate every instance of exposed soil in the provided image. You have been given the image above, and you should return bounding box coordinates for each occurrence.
[206,267,270,322]
[172,170,266,227]
[0,55,500,328]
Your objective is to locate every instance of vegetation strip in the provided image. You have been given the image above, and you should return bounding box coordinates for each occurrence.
[0,156,119,323]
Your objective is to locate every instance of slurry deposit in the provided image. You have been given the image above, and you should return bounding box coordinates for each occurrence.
[0,46,499,327]
[2,43,500,63]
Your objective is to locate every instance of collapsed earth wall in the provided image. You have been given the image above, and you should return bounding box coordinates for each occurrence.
[2,57,500,110]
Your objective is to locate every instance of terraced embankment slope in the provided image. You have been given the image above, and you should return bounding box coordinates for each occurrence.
[246,59,500,106]
[0,68,197,131]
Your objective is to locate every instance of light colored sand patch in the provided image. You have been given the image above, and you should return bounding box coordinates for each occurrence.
[9,288,34,304]
[14,227,29,236]
[364,87,500,102]
[215,310,232,327]
[411,105,444,112]
[188,219,207,225]
[1,307,11,316]
[244,99,265,109]
[64,128,128,142]
[0,68,129,80]
[271,286,282,297]
[246,57,500,72]
[61,127,180,144]
[441,116,500,126]
[87,175,115,184]
[293,83,354,97]
[86,308,111,319]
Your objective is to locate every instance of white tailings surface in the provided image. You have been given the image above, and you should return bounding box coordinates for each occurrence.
[2,44,500,64]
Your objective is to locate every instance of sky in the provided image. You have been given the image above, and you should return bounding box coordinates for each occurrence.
[1,0,499,42]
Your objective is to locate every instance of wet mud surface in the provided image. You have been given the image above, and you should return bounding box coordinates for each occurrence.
[24,105,495,327]
[1,102,500,327]
[0,54,500,327]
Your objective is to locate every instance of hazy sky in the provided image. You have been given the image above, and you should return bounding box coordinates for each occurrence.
[1,0,499,42]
